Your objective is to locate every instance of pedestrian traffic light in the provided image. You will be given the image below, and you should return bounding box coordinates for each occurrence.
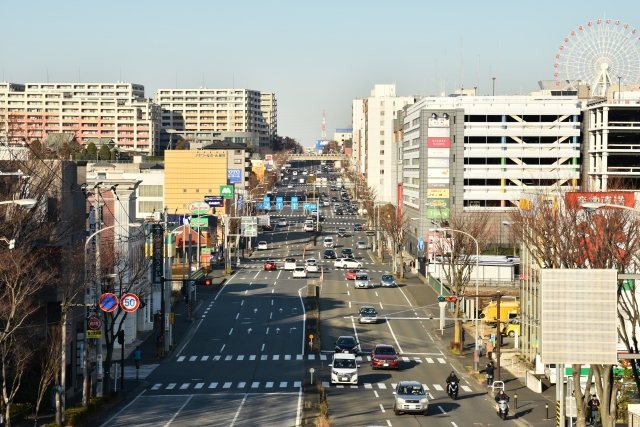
[437,295,458,302]
[200,278,212,286]
[117,329,125,345]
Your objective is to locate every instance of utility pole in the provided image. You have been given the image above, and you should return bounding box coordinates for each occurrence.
[95,189,103,398]
[464,291,502,379]
[164,208,171,353]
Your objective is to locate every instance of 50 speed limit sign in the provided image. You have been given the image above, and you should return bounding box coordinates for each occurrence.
[120,293,140,313]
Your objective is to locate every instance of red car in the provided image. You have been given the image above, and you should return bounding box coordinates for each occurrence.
[346,269,360,280]
[371,344,399,370]
[264,260,277,271]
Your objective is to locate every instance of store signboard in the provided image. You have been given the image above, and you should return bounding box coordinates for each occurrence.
[427,168,450,178]
[429,148,450,157]
[427,138,450,148]
[428,158,450,168]
[427,188,450,198]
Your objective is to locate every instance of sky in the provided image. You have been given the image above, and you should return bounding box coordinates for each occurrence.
[1,0,638,147]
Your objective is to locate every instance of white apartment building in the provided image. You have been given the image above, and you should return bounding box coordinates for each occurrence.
[0,81,161,155]
[154,88,277,151]
[351,85,415,202]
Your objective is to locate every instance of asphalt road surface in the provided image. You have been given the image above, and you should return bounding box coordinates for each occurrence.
[101,170,503,426]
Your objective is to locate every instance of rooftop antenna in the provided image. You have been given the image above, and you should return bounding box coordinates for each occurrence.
[202,73,204,88]
[435,60,437,95]
[444,49,447,95]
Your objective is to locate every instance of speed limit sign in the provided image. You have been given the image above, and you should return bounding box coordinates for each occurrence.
[120,293,140,313]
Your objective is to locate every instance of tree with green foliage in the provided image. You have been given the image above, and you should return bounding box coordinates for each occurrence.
[86,142,97,161]
[98,144,111,161]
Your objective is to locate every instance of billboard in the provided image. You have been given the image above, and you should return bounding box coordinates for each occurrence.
[427,137,450,148]
[565,191,634,210]
[428,127,450,137]
[427,188,450,198]
[427,168,450,178]
[428,158,450,168]
[397,183,403,219]
[428,117,450,128]
[251,160,265,183]
[228,169,243,183]
[540,269,618,364]
[429,148,450,158]
[315,140,330,151]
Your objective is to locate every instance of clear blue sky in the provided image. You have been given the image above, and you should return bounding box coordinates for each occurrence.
[1,0,637,147]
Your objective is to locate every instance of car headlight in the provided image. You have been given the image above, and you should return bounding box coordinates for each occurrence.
[396,397,405,404]
[420,398,428,403]
[372,357,378,362]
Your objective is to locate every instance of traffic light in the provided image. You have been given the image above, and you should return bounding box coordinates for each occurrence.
[117,329,125,345]
[200,278,212,286]
[437,295,458,303]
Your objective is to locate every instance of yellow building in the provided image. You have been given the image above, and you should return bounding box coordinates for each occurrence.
[165,150,229,213]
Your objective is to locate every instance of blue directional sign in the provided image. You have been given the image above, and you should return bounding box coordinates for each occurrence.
[417,237,425,252]
[256,203,264,210]
[276,202,283,210]
[291,197,299,210]
[238,194,244,209]
[263,196,271,205]
[264,202,271,210]
[276,196,283,203]
[304,203,317,210]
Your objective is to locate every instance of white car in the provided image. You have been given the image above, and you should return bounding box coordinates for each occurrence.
[284,257,297,271]
[287,184,293,189]
[292,266,307,278]
[277,219,287,226]
[257,241,268,250]
[303,222,314,232]
[323,237,334,248]
[293,171,298,176]
[323,200,330,207]
[354,273,372,288]
[334,258,363,269]
[330,353,359,385]
[306,258,319,272]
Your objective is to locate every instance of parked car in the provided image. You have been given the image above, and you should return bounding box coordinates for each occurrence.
[324,249,336,259]
[371,344,399,369]
[358,306,378,324]
[264,260,277,271]
[356,241,368,249]
[257,241,268,250]
[346,269,360,280]
[334,258,362,269]
[394,381,430,416]
[284,258,297,271]
[354,273,372,289]
[334,336,359,354]
[380,274,396,287]
[293,266,307,278]
[306,258,319,273]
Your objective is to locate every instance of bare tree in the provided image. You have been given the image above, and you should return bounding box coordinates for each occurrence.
[34,326,61,426]
[379,205,413,276]
[510,188,640,427]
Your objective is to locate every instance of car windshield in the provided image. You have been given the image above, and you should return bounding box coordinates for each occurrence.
[266,260,275,263]
[355,275,368,281]
[338,228,346,232]
[307,260,316,265]
[286,258,295,263]
[333,359,356,369]
[375,347,395,355]
[295,267,305,271]
[259,241,266,245]
[337,337,355,346]
[357,241,365,245]
[381,275,393,280]
[342,249,352,254]
[325,250,334,254]
[360,307,376,314]
[399,385,425,395]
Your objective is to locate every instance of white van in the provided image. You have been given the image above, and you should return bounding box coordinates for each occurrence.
[323,237,334,248]
[329,353,359,385]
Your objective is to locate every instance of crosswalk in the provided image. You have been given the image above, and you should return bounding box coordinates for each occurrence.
[150,380,303,391]
[323,381,473,393]
[173,354,447,364]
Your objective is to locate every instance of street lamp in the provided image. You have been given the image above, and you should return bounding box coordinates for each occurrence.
[581,202,638,213]
[82,222,142,406]
[0,198,38,209]
[433,227,480,371]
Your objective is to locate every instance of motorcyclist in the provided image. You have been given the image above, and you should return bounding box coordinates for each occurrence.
[495,389,510,413]
[445,371,459,394]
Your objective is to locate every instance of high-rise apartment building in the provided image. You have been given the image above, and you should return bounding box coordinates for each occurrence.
[351,84,416,202]
[0,81,161,155]
[154,88,277,151]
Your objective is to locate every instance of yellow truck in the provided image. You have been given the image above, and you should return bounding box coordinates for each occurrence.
[501,318,520,337]
[480,300,520,325]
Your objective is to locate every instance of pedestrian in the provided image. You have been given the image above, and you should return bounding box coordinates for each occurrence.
[461,327,466,346]
[486,340,494,360]
[133,345,142,370]
[477,337,484,357]
[485,362,495,387]
[589,394,600,425]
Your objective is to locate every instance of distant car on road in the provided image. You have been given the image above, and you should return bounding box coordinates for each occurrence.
[334,336,359,354]
[277,219,287,226]
[334,258,362,269]
[305,258,319,272]
[262,224,273,232]
[358,306,378,324]
[324,249,336,259]
[346,269,360,280]
[292,266,307,278]
[380,274,396,287]
[394,381,430,416]
[323,237,334,248]
[264,260,277,271]
[341,248,353,257]
[371,344,399,369]
[337,228,347,237]
[354,223,364,231]
[356,241,368,249]
[284,258,297,271]
[354,273,372,289]
[257,241,268,250]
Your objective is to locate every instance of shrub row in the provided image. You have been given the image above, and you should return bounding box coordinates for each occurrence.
[64,394,117,426]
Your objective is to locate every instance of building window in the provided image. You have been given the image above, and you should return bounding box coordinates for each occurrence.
[380,140,384,145]
[183,189,187,193]
[380,130,384,135]
[380,170,385,174]
[380,160,384,165]
[380,150,384,155]
[380,179,384,184]
[380,121,384,125]
[380,101,385,106]
[234,159,242,164]
[139,201,163,212]
[139,185,163,197]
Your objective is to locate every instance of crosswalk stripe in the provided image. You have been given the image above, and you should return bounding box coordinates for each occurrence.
[285,355,291,360]
[296,355,303,360]
[225,355,232,361]
[201,356,209,361]
[189,356,197,362]
[237,382,246,388]
[223,382,232,389]
[195,383,204,389]
[336,385,344,388]
[209,382,218,389]
[180,383,190,389]
[462,385,472,392]
[273,355,280,360]
[251,382,260,388]
[261,355,268,360]
[177,356,185,362]
[422,383,429,390]
[437,358,446,364]
[391,383,397,389]
[356,356,363,361]
[166,383,176,389]
[249,355,256,361]
[151,384,161,390]
[434,384,444,391]
[322,381,330,387]
[279,382,287,387]
[294,381,301,387]
[308,355,316,360]
[320,355,327,360]
[213,356,221,361]
[378,383,387,389]
[426,358,434,363]
[364,383,372,389]
[237,355,244,361]
[402,357,410,362]
[414,357,422,362]
[266,382,274,388]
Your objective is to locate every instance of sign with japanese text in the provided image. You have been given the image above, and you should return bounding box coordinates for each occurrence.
[427,137,450,148]
[565,192,634,209]
[152,224,164,285]
[427,188,450,198]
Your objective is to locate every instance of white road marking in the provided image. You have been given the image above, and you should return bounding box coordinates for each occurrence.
[250,355,256,360]
[237,355,244,361]
[378,383,387,389]
[266,382,274,388]
[229,394,248,427]
[386,421,392,427]
[209,382,218,388]
[241,300,244,306]
[189,356,197,362]
[237,382,246,388]
[350,316,362,352]
[434,384,444,391]
[261,343,265,351]
[438,405,447,414]
[280,382,288,387]
[347,291,350,296]
[379,404,385,412]
[438,358,446,363]
[266,327,269,334]
[166,383,176,389]
[151,384,161,390]
[349,301,351,308]
[214,355,221,361]
[294,381,302,387]
[254,271,260,279]
[177,356,185,362]
[251,382,260,388]
[380,302,384,309]
[426,358,434,363]
[229,328,233,335]
[222,382,231,388]
[236,313,239,319]
[422,383,429,390]
[225,356,233,361]
[364,383,372,389]
[195,383,204,389]
[385,318,403,354]
[261,354,267,360]
[461,385,472,392]
[245,290,248,294]
[374,390,379,398]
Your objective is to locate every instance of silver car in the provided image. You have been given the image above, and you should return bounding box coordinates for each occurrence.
[356,241,367,249]
[380,274,396,287]
[394,381,430,416]
[358,306,378,324]
[354,273,372,288]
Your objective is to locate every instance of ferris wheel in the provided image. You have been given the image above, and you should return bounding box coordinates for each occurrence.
[554,19,640,96]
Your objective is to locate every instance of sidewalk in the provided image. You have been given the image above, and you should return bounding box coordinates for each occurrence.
[400,273,557,427]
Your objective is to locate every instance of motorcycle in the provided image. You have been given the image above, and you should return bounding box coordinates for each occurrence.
[447,381,459,400]
[497,398,509,420]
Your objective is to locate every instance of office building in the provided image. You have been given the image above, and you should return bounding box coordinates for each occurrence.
[154,88,277,151]
[0,81,161,155]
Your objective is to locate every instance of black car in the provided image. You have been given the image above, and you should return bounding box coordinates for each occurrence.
[324,249,336,259]
[354,223,363,231]
[341,248,353,257]
[331,196,338,202]
[319,214,325,221]
[334,336,359,354]
[335,209,343,215]
[262,224,273,232]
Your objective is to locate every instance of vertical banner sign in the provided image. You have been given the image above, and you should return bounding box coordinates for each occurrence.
[397,183,403,219]
[152,224,164,285]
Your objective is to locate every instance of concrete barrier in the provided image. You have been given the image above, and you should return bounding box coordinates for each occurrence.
[526,370,542,393]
